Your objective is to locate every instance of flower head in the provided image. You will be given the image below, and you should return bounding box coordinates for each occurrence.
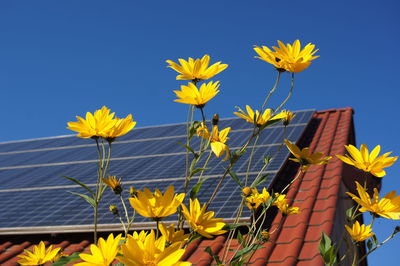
[284,139,331,171]
[197,123,230,160]
[234,106,282,127]
[174,81,220,108]
[118,230,191,266]
[254,40,319,73]
[181,198,227,238]
[103,115,137,141]
[102,175,123,194]
[347,181,400,219]
[273,193,300,216]
[159,223,190,245]
[129,186,185,220]
[336,144,398,177]
[277,110,295,126]
[76,234,122,266]
[244,187,271,209]
[67,106,136,139]
[345,221,374,242]
[166,54,228,82]
[17,241,61,265]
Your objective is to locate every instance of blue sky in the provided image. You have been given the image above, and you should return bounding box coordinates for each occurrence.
[0,1,399,264]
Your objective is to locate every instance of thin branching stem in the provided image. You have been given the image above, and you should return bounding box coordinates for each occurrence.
[261,71,281,111]
[275,73,295,113]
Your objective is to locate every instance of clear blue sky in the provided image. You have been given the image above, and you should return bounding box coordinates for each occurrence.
[0,1,399,264]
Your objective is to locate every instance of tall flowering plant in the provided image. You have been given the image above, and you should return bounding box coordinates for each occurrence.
[17,41,400,266]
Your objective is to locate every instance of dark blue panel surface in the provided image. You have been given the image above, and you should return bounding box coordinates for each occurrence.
[0,110,314,229]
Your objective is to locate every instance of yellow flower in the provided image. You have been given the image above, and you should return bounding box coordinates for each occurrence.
[166,54,228,81]
[347,181,400,219]
[245,187,271,209]
[345,221,374,242]
[102,175,123,194]
[159,223,190,245]
[118,230,191,266]
[277,110,295,126]
[234,106,282,127]
[336,144,398,177]
[103,114,137,141]
[197,123,231,160]
[17,241,61,266]
[75,234,122,266]
[131,230,149,242]
[129,186,185,219]
[181,198,227,238]
[67,106,136,139]
[284,139,331,171]
[254,40,319,73]
[273,193,300,216]
[174,81,220,108]
[67,106,116,138]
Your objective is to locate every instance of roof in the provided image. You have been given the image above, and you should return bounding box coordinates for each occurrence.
[0,108,363,266]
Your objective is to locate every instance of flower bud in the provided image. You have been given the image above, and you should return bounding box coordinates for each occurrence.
[130,187,138,197]
[109,205,119,216]
[242,187,253,196]
[212,114,219,126]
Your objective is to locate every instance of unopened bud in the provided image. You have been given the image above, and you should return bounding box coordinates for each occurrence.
[109,205,119,216]
[130,187,138,197]
[395,226,400,234]
[261,230,270,241]
[212,114,219,126]
[242,187,253,196]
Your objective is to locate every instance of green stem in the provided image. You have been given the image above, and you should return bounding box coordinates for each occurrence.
[206,129,258,208]
[261,71,281,111]
[356,229,400,264]
[120,194,130,236]
[244,135,259,187]
[280,170,301,195]
[156,220,160,239]
[198,150,213,182]
[351,242,358,266]
[200,107,206,124]
[275,73,295,113]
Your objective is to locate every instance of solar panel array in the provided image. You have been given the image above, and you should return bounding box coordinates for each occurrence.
[0,110,314,233]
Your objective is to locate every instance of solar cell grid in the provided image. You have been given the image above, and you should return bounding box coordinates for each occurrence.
[0,110,314,232]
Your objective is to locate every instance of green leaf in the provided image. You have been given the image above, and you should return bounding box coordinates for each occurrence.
[190,182,203,200]
[318,232,336,266]
[231,244,264,262]
[263,155,272,165]
[189,158,199,173]
[251,173,269,187]
[189,168,209,178]
[176,141,196,156]
[259,118,282,131]
[189,121,201,139]
[222,223,247,231]
[229,170,243,188]
[237,231,245,247]
[68,191,96,208]
[345,206,355,222]
[63,176,95,198]
[205,246,222,264]
[366,239,373,251]
[371,234,378,246]
[52,252,80,266]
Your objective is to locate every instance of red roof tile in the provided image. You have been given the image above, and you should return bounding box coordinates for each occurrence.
[0,108,364,266]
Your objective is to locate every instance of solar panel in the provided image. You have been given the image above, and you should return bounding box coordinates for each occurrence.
[0,110,314,233]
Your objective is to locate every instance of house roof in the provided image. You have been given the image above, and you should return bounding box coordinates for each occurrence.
[0,107,361,266]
